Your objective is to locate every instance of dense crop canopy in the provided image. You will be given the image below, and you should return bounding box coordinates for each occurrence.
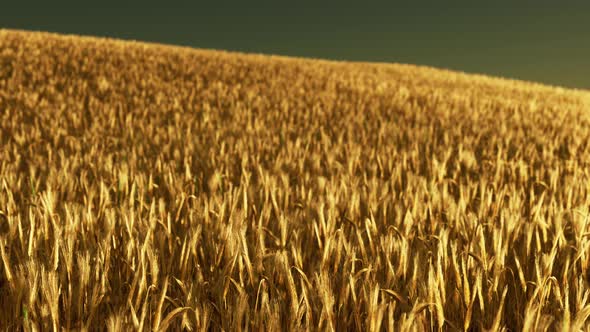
[1,29,590,330]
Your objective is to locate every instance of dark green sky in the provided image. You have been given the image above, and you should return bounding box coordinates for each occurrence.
[3,2,589,89]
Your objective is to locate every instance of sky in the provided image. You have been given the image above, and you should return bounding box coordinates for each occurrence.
[2,2,589,89]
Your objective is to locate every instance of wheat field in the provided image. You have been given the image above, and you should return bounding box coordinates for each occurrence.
[1,29,590,331]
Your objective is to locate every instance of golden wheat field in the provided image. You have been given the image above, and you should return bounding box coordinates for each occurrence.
[2,29,590,331]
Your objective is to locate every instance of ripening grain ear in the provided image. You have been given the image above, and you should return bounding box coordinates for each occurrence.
[0,237,13,285]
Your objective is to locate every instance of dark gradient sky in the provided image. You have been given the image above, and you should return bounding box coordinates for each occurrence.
[3,2,589,89]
